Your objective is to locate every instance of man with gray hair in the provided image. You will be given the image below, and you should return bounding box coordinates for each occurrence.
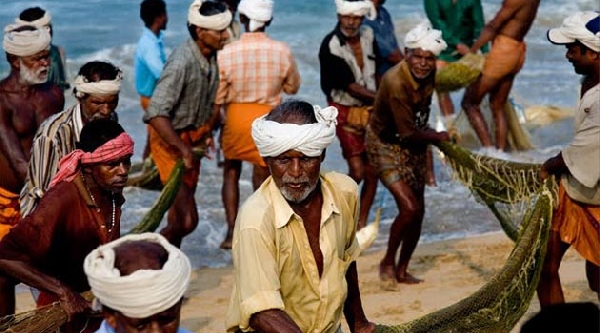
[226,99,374,333]
[145,0,231,247]
[20,61,123,218]
[0,23,64,239]
[17,6,70,90]
[366,22,450,288]
[84,233,193,333]
[537,11,600,308]
[319,0,380,231]
[215,0,301,249]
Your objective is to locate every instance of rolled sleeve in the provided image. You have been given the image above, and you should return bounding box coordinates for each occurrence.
[233,227,285,331]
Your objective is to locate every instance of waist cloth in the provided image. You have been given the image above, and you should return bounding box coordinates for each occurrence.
[482,34,526,80]
[365,126,426,191]
[0,187,20,241]
[328,102,367,159]
[552,183,600,266]
[148,125,208,189]
[221,103,272,167]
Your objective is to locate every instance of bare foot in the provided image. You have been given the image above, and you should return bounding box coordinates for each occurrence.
[396,272,423,284]
[379,263,400,291]
[426,176,437,187]
[220,236,233,250]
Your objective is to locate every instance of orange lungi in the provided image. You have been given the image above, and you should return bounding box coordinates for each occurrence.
[148,125,209,189]
[482,34,526,80]
[552,184,600,266]
[0,187,20,241]
[221,103,272,167]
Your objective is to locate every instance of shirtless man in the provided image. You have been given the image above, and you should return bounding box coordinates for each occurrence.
[0,24,64,239]
[460,0,539,151]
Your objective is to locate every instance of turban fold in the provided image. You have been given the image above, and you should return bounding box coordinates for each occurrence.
[404,21,447,56]
[48,132,134,188]
[84,233,192,319]
[3,24,51,57]
[188,0,232,31]
[238,0,273,32]
[335,0,376,20]
[548,11,600,52]
[15,11,52,29]
[73,71,122,98]
[251,105,338,157]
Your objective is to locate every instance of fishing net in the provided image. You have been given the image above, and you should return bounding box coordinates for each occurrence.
[437,141,556,240]
[0,292,94,333]
[375,142,557,332]
[435,53,485,93]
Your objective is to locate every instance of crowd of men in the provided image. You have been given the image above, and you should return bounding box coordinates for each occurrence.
[0,0,598,332]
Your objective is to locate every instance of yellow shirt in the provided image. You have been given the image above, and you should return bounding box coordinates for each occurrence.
[226,172,361,333]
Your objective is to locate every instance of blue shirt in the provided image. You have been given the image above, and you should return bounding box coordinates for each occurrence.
[134,27,166,97]
[94,319,193,333]
[362,6,400,76]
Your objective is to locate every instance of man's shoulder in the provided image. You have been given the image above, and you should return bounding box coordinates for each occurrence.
[36,105,76,137]
[322,172,359,193]
[320,29,338,48]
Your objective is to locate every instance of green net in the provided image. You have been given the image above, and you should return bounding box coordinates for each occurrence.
[375,142,556,333]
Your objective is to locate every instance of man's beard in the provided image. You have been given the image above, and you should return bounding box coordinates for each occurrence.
[19,60,48,85]
[279,175,319,204]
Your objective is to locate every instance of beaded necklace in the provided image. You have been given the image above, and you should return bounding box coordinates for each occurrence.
[81,173,116,234]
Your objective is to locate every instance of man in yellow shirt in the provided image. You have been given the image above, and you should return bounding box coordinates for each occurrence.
[226,100,374,333]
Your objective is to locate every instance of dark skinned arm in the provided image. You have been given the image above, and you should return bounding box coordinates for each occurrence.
[470,0,521,53]
[0,259,90,320]
[249,309,303,333]
[0,106,28,182]
[403,127,451,147]
[539,152,568,180]
[347,83,377,105]
[344,262,376,333]
[147,116,194,169]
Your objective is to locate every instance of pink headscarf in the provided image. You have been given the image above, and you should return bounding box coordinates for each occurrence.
[48,132,134,188]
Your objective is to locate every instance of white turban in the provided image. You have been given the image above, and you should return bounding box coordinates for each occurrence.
[238,0,273,32]
[15,11,52,29]
[548,11,600,53]
[84,233,192,319]
[252,105,338,157]
[73,71,122,98]
[335,0,376,20]
[404,21,447,56]
[3,24,51,57]
[188,0,232,31]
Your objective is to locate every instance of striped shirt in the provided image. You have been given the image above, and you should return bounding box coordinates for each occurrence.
[215,32,300,106]
[144,39,219,130]
[20,104,83,217]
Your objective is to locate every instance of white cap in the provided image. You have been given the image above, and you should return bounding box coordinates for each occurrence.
[548,11,600,52]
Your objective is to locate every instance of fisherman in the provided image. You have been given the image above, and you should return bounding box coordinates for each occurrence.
[460,0,539,151]
[215,0,301,249]
[135,0,168,160]
[20,61,122,217]
[0,119,133,333]
[537,11,600,308]
[365,22,450,287]
[319,0,380,229]
[144,0,231,247]
[226,99,375,333]
[17,6,70,90]
[85,233,193,333]
[0,23,63,239]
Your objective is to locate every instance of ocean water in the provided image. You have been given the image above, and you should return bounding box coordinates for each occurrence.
[1,0,596,268]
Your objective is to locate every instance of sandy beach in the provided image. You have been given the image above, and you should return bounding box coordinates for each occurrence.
[14,231,598,332]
